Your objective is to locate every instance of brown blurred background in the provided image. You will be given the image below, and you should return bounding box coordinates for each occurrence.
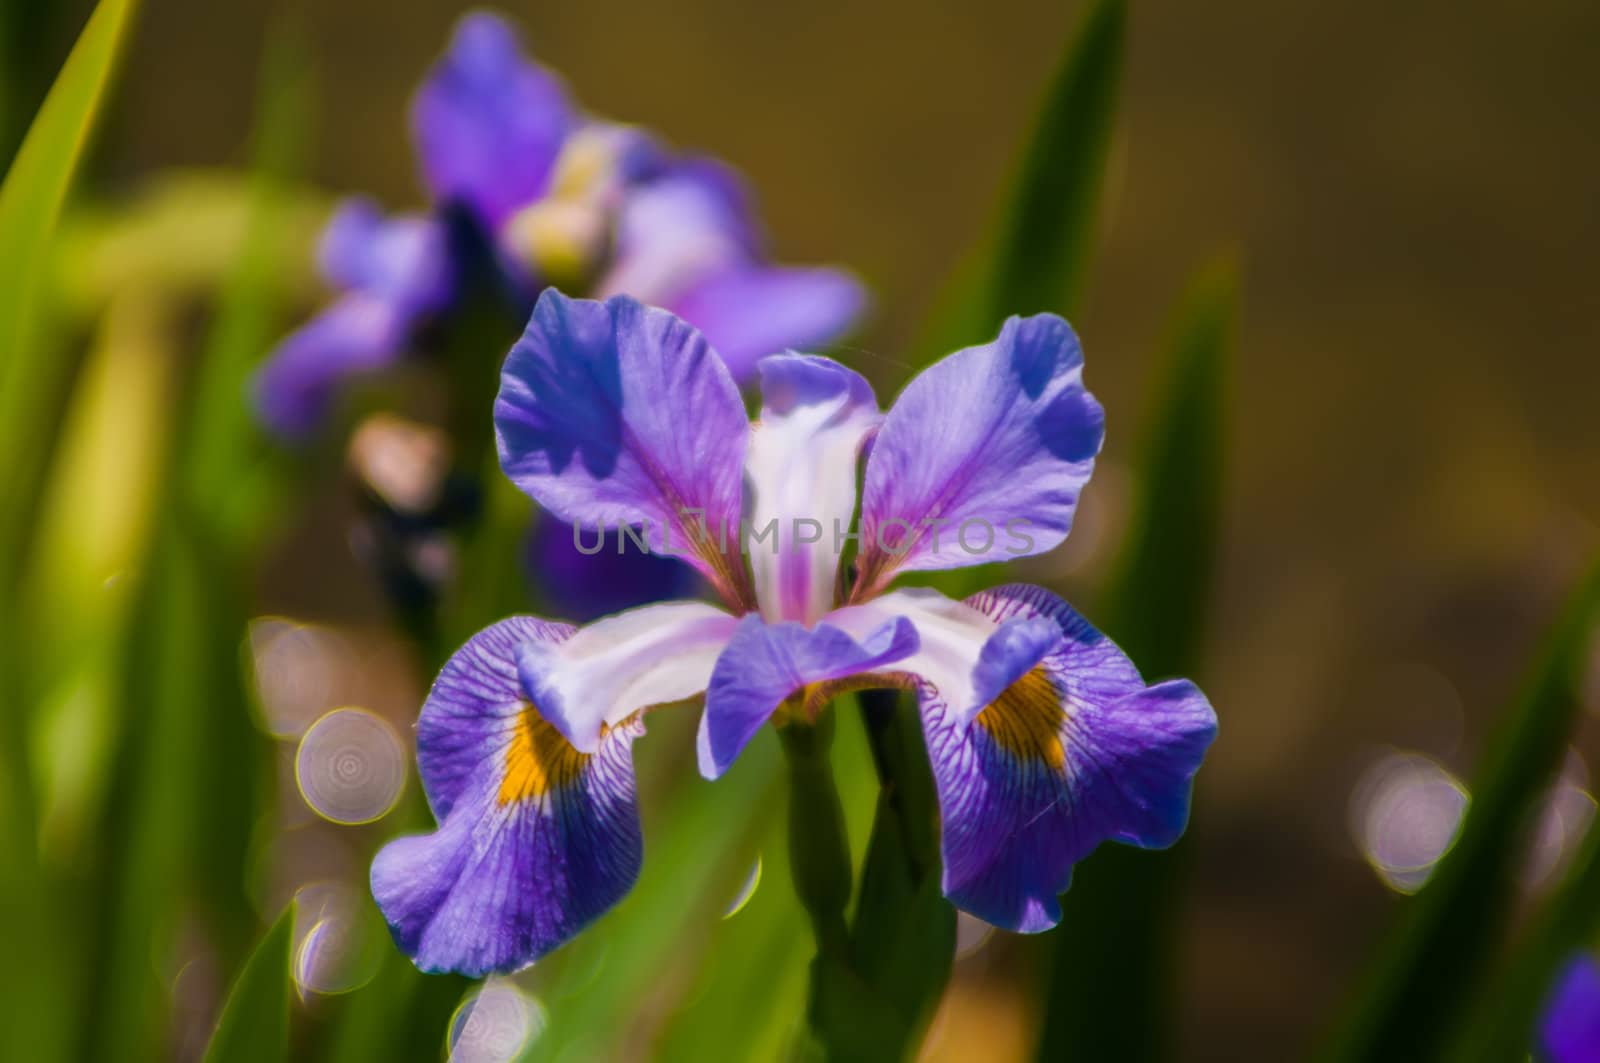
[19,0,1600,1057]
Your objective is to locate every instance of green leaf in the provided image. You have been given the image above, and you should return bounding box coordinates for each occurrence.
[202,904,295,1063]
[0,6,139,1058]
[0,0,139,601]
[1454,811,1600,1061]
[919,0,1124,364]
[1319,561,1600,1062]
[1034,257,1235,1063]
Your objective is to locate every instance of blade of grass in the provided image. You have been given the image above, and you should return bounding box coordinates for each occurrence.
[1318,560,1600,1062]
[202,903,295,1063]
[0,5,139,1059]
[1034,257,1234,1063]
[0,0,139,601]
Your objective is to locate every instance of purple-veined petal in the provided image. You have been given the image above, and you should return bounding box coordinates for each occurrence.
[671,266,867,382]
[412,12,572,227]
[413,615,574,819]
[855,315,1103,595]
[494,291,752,604]
[697,612,919,779]
[371,616,642,976]
[526,517,699,623]
[1541,954,1600,1063]
[516,601,739,754]
[914,583,1216,932]
[252,296,413,440]
[746,355,880,625]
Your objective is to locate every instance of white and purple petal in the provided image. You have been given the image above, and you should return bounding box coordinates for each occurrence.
[516,601,740,754]
[1541,954,1600,1063]
[855,315,1104,593]
[913,584,1216,932]
[371,616,642,977]
[697,612,918,779]
[494,291,751,602]
[746,355,880,625]
[412,12,572,227]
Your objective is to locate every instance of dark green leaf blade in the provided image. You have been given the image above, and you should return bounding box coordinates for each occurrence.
[1034,257,1236,1063]
[1319,560,1600,1062]
[202,904,295,1063]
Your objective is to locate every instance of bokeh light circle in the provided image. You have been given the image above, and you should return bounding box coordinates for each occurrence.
[447,980,546,1063]
[1349,751,1469,895]
[291,882,386,997]
[295,708,406,825]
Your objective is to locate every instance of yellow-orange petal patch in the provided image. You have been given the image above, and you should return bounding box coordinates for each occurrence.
[498,703,589,806]
[974,666,1067,771]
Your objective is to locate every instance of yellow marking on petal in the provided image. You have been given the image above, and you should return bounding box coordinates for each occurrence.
[975,667,1067,771]
[498,704,589,806]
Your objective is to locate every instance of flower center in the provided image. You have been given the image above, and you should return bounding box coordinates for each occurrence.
[975,667,1066,770]
[499,703,589,805]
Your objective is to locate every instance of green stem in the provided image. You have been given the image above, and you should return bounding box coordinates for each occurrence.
[779,714,853,961]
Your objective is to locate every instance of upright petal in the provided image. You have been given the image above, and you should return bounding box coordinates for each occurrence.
[495,291,751,604]
[746,355,880,625]
[912,584,1216,932]
[854,315,1104,595]
[697,612,918,779]
[371,616,643,976]
[671,266,867,382]
[412,12,572,226]
[595,160,755,310]
[1541,955,1600,1063]
[516,601,740,754]
[252,296,412,439]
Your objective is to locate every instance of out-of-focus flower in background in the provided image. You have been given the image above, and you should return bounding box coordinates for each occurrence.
[253,11,865,441]
[1539,953,1600,1063]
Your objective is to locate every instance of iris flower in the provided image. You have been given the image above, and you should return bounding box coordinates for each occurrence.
[1541,954,1600,1063]
[371,289,1217,976]
[254,11,863,438]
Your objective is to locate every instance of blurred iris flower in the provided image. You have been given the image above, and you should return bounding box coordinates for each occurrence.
[1540,954,1600,1063]
[253,11,864,438]
[370,290,1218,976]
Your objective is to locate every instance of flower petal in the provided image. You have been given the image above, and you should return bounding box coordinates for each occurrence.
[371,616,642,976]
[252,296,412,439]
[915,583,1216,932]
[526,518,699,623]
[413,615,574,819]
[412,12,572,226]
[495,291,751,603]
[596,160,756,309]
[516,601,739,754]
[746,355,880,625]
[855,315,1103,594]
[697,612,918,779]
[671,266,867,382]
[1542,954,1600,1063]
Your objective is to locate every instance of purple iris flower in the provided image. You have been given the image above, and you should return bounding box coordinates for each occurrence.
[370,290,1217,976]
[1541,954,1600,1063]
[253,11,864,439]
